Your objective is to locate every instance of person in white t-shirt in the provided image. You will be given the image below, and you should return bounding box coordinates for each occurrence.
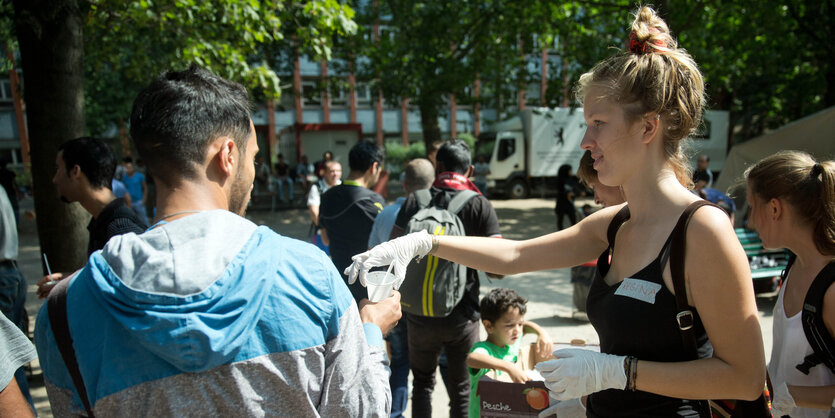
[746,151,835,418]
[307,160,342,253]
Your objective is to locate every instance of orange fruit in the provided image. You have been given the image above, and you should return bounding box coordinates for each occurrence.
[524,387,549,410]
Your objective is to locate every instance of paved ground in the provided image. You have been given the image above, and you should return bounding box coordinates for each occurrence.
[16,193,777,417]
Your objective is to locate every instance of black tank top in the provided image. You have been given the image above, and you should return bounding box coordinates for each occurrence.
[585,206,710,417]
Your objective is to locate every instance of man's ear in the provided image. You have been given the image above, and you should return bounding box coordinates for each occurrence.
[215,137,238,177]
[466,165,474,177]
[68,164,82,180]
[640,113,661,145]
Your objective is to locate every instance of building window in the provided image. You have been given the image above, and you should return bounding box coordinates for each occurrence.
[356,83,372,106]
[330,82,349,107]
[302,81,322,107]
[0,80,13,102]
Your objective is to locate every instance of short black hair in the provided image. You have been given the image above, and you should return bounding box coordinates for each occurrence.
[58,137,116,189]
[557,164,573,178]
[129,64,252,186]
[480,288,527,324]
[693,170,710,184]
[348,141,384,173]
[435,139,471,174]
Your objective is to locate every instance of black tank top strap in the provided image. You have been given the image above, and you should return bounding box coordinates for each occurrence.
[657,232,676,270]
[606,205,631,248]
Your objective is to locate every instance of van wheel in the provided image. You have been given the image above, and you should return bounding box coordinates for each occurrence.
[508,179,529,199]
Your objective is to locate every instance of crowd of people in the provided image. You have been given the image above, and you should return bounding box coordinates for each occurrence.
[1,5,833,418]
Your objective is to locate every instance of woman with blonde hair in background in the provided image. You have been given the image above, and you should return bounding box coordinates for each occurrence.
[746,151,835,417]
[347,6,765,417]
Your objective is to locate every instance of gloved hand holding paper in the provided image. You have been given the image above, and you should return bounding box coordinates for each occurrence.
[344,230,434,289]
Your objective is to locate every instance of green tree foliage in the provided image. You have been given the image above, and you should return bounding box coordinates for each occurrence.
[8,0,357,272]
[350,0,831,149]
[84,0,357,136]
[663,0,833,140]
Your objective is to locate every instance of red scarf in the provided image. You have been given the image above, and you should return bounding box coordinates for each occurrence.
[433,172,482,195]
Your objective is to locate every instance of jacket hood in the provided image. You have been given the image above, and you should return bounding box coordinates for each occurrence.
[87,210,269,372]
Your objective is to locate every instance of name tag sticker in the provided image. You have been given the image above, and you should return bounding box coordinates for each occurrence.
[614,278,662,304]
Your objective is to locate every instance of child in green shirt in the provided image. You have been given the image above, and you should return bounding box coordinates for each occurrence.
[466,288,553,418]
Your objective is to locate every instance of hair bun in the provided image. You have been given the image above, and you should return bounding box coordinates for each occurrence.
[629,6,674,54]
[629,29,666,54]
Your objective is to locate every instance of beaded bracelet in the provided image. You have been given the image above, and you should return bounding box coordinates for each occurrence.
[624,356,638,391]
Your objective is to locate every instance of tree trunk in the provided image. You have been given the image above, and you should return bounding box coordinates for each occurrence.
[826,61,835,107]
[418,98,442,156]
[13,0,90,274]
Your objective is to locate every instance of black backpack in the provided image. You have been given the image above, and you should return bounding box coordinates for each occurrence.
[398,189,477,317]
[786,253,835,375]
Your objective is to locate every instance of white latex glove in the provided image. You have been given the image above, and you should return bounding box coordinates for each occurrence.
[534,348,626,401]
[770,382,796,417]
[344,230,434,289]
[538,396,586,418]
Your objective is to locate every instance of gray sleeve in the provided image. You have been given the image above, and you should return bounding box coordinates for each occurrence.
[44,380,81,418]
[0,314,36,391]
[318,303,391,417]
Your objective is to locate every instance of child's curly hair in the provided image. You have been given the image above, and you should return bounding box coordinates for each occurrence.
[480,288,527,323]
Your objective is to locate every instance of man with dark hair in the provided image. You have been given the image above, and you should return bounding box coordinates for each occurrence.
[319,141,386,302]
[390,138,503,418]
[35,65,399,417]
[36,137,147,298]
[367,157,435,417]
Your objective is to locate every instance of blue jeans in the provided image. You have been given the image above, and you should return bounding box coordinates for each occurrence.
[131,201,150,227]
[274,177,294,202]
[388,318,409,418]
[0,261,34,410]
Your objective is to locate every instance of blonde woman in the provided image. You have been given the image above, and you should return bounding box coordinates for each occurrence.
[347,6,764,417]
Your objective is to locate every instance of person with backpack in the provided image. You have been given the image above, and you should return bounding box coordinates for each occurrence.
[367,158,435,418]
[319,141,386,303]
[746,151,835,417]
[383,139,502,418]
[347,7,766,417]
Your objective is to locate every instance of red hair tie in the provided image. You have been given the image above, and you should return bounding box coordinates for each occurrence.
[628,29,665,55]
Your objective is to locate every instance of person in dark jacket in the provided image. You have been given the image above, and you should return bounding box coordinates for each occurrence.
[555,163,581,230]
[36,137,146,298]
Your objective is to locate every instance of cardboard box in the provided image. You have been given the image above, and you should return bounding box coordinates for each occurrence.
[478,377,549,417]
[477,341,600,417]
[477,343,551,417]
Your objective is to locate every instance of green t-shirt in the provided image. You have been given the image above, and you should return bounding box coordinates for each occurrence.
[468,338,523,418]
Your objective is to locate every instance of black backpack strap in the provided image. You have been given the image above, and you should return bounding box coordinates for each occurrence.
[48,279,95,417]
[669,200,714,359]
[414,189,433,210]
[447,190,478,215]
[606,205,631,248]
[797,260,835,375]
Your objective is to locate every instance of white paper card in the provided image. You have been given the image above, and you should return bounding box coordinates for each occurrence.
[614,278,662,304]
